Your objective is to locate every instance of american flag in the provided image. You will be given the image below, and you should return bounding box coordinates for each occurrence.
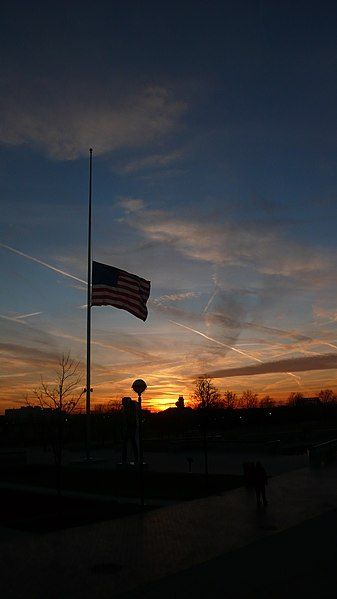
[91,261,151,321]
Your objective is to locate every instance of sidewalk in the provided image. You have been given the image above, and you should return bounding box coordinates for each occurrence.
[121,508,337,598]
[2,463,337,598]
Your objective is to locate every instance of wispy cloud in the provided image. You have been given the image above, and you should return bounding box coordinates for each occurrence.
[122,206,329,279]
[115,148,186,174]
[117,198,145,213]
[150,300,313,344]
[151,291,201,304]
[0,80,186,160]
[204,353,337,379]
[0,342,60,367]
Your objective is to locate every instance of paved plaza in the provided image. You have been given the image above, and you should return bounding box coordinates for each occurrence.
[2,460,337,598]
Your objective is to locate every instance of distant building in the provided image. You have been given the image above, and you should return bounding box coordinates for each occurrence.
[304,397,320,407]
[175,396,185,409]
[5,406,53,422]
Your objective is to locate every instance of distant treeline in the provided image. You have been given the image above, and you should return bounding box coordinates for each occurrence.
[1,392,337,449]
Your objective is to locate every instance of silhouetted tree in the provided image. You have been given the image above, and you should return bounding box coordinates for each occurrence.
[94,399,122,413]
[107,399,123,412]
[241,389,258,409]
[259,395,275,409]
[223,390,238,409]
[318,389,336,404]
[26,353,84,494]
[191,377,222,476]
[191,377,222,409]
[287,392,305,407]
[32,353,84,413]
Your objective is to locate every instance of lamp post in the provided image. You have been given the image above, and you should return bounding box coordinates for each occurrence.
[132,379,147,507]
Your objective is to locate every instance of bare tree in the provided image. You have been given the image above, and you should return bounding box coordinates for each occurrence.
[106,399,123,412]
[191,377,222,476]
[93,399,122,413]
[191,377,222,409]
[32,353,85,413]
[26,353,85,493]
[241,389,259,409]
[259,395,275,409]
[287,392,304,407]
[318,389,336,404]
[223,390,238,409]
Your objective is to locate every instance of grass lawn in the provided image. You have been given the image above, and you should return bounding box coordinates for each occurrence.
[0,465,243,533]
[0,487,147,533]
[1,463,244,500]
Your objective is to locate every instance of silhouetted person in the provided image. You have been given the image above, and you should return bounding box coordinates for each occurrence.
[121,397,139,464]
[254,461,268,507]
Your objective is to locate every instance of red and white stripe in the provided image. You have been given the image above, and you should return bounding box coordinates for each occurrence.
[92,272,150,321]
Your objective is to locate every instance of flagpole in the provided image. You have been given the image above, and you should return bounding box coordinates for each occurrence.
[85,148,93,460]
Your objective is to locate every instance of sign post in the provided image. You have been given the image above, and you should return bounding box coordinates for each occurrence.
[132,379,147,507]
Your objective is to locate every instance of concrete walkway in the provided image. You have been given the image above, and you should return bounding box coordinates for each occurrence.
[121,508,337,598]
[2,463,337,598]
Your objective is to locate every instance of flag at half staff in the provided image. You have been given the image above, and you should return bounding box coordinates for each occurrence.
[92,261,151,321]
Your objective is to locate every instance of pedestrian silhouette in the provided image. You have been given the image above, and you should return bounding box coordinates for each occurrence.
[121,396,139,464]
[254,461,268,507]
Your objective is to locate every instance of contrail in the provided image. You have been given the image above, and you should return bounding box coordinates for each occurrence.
[15,312,42,320]
[203,288,218,313]
[0,243,86,285]
[321,341,337,351]
[0,312,42,328]
[170,320,263,362]
[0,372,30,378]
[171,320,301,385]
[0,314,29,325]
[286,372,302,386]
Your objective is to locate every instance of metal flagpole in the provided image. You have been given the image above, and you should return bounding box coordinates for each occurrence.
[85,148,93,460]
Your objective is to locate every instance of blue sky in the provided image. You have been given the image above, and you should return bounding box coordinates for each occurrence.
[2,0,337,410]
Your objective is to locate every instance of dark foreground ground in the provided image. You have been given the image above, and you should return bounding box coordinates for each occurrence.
[0,463,243,533]
[0,487,148,532]
[121,508,337,599]
[0,463,243,500]
[2,462,337,598]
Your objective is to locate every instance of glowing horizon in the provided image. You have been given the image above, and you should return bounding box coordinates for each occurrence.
[2,3,337,414]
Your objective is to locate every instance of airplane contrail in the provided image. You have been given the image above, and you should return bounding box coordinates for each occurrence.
[0,243,86,285]
[0,372,30,378]
[15,312,42,320]
[286,372,302,386]
[171,320,302,385]
[0,314,30,326]
[203,288,218,313]
[170,320,264,362]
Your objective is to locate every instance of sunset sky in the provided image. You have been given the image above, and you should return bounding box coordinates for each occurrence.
[2,1,337,411]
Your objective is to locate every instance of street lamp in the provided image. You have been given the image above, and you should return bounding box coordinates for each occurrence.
[132,379,147,507]
[132,379,147,395]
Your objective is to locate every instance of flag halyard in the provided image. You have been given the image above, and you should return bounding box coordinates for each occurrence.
[92,261,151,321]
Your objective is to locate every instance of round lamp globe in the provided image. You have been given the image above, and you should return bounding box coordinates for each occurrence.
[132,379,147,395]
